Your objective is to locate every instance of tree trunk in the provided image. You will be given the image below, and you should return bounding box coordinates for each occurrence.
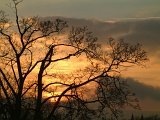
[34,73,43,120]
[12,95,22,120]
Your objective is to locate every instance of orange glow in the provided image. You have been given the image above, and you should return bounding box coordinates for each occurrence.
[43,92,62,102]
[122,54,160,87]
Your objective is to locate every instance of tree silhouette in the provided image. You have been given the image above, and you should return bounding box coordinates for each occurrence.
[131,114,135,120]
[140,114,144,120]
[0,0,148,120]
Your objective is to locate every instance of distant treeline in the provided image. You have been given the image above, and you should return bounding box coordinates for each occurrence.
[130,114,160,120]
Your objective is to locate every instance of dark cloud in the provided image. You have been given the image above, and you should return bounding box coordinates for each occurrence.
[126,78,160,101]
[47,17,160,53]
[125,78,160,112]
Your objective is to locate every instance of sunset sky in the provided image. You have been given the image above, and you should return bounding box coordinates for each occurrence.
[1,0,160,114]
[1,0,159,87]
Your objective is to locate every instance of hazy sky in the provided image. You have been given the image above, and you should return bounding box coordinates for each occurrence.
[1,0,160,20]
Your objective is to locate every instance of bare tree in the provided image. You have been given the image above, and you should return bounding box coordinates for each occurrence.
[0,0,148,120]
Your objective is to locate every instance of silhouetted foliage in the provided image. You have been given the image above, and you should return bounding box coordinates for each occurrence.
[0,0,148,120]
[130,114,160,120]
